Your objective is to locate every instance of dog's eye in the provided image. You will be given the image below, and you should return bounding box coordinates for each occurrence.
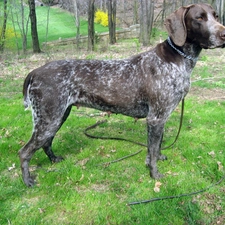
[212,11,219,20]
[196,12,207,21]
[196,16,203,21]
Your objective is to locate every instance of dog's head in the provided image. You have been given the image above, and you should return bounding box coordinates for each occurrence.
[165,3,225,49]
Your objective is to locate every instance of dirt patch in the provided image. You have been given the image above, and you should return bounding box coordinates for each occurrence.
[189,86,225,101]
[192,193,225,225]
[75,183,110,193]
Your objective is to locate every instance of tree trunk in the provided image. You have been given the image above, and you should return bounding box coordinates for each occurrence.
[100,0,107,11]
[72,0,80,49]
[88,0,95,51]
[28,0,41,53]
[161,0,166,26]
[0,0,8,52]
[21,0,29,53]
[10,6,20,54]
[213,0,225,25]
[44,1,50,46]
[108,0,117,44]
[139,0,154,46]
[133,0,138,25]
[220,0,225,25]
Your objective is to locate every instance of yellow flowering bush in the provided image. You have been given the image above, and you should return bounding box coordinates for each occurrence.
[0,26,18,49]
[95,9,108,27]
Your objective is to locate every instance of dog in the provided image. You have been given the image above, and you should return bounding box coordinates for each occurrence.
[19,3,225,186]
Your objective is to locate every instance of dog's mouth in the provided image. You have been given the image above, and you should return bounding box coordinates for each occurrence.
[200,42,225,49]
[211,43,225,49]
[199,34,225,49]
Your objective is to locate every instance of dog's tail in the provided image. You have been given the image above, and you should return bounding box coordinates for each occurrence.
[23,72,32,110]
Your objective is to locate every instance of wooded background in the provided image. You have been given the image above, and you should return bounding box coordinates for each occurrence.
[56,0,225,27]
[0,0,225,53]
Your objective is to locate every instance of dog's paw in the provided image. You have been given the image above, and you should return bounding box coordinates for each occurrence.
[24,176,35,187]
[52,156,64,163]
[150,170,164,180]
[145,156,151,167]
[158,154,167,161]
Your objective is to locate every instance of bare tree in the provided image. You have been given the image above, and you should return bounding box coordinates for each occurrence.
[161,0,166,26]
[44,1,51,47]
[212,0,224,24]
[133,0,138,25]
[99,0,107,11]
[9,0,29,53]
[0,0,8,52]
[10,7,20,54]
[108,0,117,44]
[28,0,41,53]
[139,0,154,46]
[20,0,29,52]
[88,0,95,51]
[219,0,224,25]
[71,0,80,49]
[171,0,176,12]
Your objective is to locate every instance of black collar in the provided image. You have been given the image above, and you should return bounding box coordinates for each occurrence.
[167,37,197,61]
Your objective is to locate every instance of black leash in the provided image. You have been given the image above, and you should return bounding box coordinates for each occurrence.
[84,99,185,151]
[161,98,185,150]
[84,120,147,147]
[127,174,225,205]
[83,99,225,205]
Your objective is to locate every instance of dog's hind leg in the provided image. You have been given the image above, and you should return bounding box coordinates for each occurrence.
[19,131,55,187]
[42,105,72,163]
[19,105,72,187]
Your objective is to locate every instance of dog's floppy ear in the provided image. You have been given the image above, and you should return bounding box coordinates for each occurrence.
[164,6,191,46]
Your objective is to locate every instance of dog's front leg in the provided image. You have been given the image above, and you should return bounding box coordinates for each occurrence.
[145,118,166,179]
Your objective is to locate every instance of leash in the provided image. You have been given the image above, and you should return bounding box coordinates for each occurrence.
[161,98,185,150]
[84,99,185,152]
[83,100,225,204]
[84,120,147,147]
[127,174,225,205]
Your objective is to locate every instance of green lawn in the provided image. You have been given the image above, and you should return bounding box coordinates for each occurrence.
[5,5,109,50]
[0,41,225,224]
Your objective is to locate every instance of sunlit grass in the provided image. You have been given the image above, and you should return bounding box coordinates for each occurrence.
[6,5,109,50]
[0,42,225,224]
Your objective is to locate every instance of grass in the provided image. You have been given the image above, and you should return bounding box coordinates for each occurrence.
[1,41,225,224]
[192,49,225,89]
[5,5,109,50]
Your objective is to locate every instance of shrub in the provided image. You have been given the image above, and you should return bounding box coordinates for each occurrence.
[95,9,108,27]
[0,26,18,50]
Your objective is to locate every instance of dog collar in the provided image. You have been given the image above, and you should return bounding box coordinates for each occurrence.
[167,37,197,61]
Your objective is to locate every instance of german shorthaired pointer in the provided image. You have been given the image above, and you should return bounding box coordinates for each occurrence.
[19,3,225,186]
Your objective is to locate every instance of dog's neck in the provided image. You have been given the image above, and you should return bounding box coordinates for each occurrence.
[167,37,199,62]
